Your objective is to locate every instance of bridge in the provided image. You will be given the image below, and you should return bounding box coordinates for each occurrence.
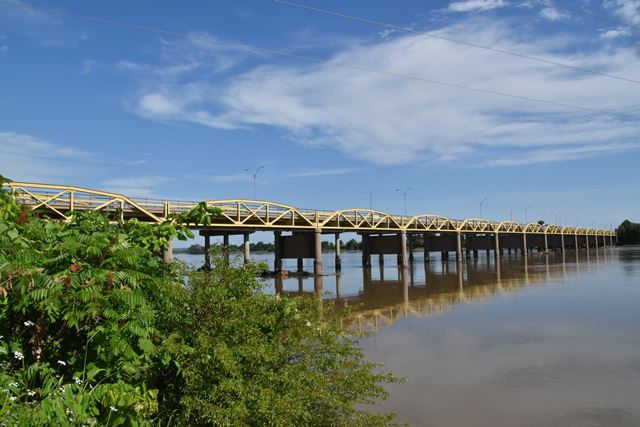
[2,181,616,273]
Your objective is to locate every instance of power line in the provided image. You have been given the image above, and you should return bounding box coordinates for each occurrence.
[539,0,640,30]
[273,0,640,86]
[0,1,636,119]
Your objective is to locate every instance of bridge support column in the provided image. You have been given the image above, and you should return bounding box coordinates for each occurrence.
[204,235,211,270]
[243,233,251,264]
[408,235,414,263]
[494,233,500,259]
[362,234,371,267]
[163,240,173,264]
[297,258,304,273]
[423,234,430,263]
[544,233,548,252]
[399,231,408,269]
[574,234,579,250]
[222,234,230,263]
[456,232,462,263]
[379,253,384,267]
[274,231,282,272]
[595,235,599,250]
[586,235,590,249]
[334,233,342,271]
[561,234,565,252]
[522,233,527,255]
[314,229,323,275]
[473,250,478,258]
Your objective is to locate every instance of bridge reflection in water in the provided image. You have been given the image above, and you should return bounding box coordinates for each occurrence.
[273,247,615,334]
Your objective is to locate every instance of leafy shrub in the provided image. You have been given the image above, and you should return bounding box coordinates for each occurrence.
[0,176,397,426]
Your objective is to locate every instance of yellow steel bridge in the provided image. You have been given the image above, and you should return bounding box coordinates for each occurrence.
[1,181,615,237]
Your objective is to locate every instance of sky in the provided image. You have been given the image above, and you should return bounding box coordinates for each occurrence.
[1,0,639,232]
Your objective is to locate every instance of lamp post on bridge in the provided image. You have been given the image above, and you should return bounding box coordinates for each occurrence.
[245,165,264,200]
[520,205,532,224]
[474,197,487,219]
[395,187,412,217]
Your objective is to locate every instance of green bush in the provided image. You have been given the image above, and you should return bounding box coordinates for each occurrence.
[0,176,397,426]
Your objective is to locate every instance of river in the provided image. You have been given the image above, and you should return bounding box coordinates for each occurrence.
[177,246,640,426]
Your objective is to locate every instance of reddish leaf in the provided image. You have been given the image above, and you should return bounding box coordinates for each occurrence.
[18,203,29,225]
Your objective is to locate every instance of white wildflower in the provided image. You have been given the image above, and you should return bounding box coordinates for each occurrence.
[23,321,34,327]
[10,396,17,401]
[28,390,35,396]
[57,360,66,366]
[74,377,83,385]
[59,386,65,392]
[13,351,23,360]
[109,406,118,412]
[305,320,312,327]
[9,381,18,387]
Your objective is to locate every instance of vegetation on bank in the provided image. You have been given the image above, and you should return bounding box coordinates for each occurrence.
[617,220,640,245]
[0,176,397,426]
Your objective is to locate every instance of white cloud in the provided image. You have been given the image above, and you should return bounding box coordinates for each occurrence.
[0,0,86,47]
[604,0,640,25]
[123,18,640,167]
[101,176,171,198]
[448,0,508,12]
[599,27,632,39]
[286,168,355,178]
[482,142,640,166]
[0,131,87,182]
[539,6,568,21]
[205,173,251,183]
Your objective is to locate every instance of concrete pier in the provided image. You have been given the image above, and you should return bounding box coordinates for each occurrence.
[314,229,323,275]
[274,231,282,272]
[204,234,211,270]
[400,231,408,269]
[222,234,229,262]
[334,233,342,271]
[243,233,251,264]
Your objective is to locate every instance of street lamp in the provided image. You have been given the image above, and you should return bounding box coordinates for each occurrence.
[245,165,264,200]
[395,187,412,216]
[520,205,533,224]
[474,197,487,218]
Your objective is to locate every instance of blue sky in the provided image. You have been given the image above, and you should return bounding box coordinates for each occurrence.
[1,0,639,230]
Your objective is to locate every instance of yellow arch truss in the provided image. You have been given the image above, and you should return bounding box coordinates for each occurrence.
[2,182,615,236]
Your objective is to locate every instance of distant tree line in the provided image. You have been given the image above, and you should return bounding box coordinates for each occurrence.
[617,220,640,245]
[176,238,366,254]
